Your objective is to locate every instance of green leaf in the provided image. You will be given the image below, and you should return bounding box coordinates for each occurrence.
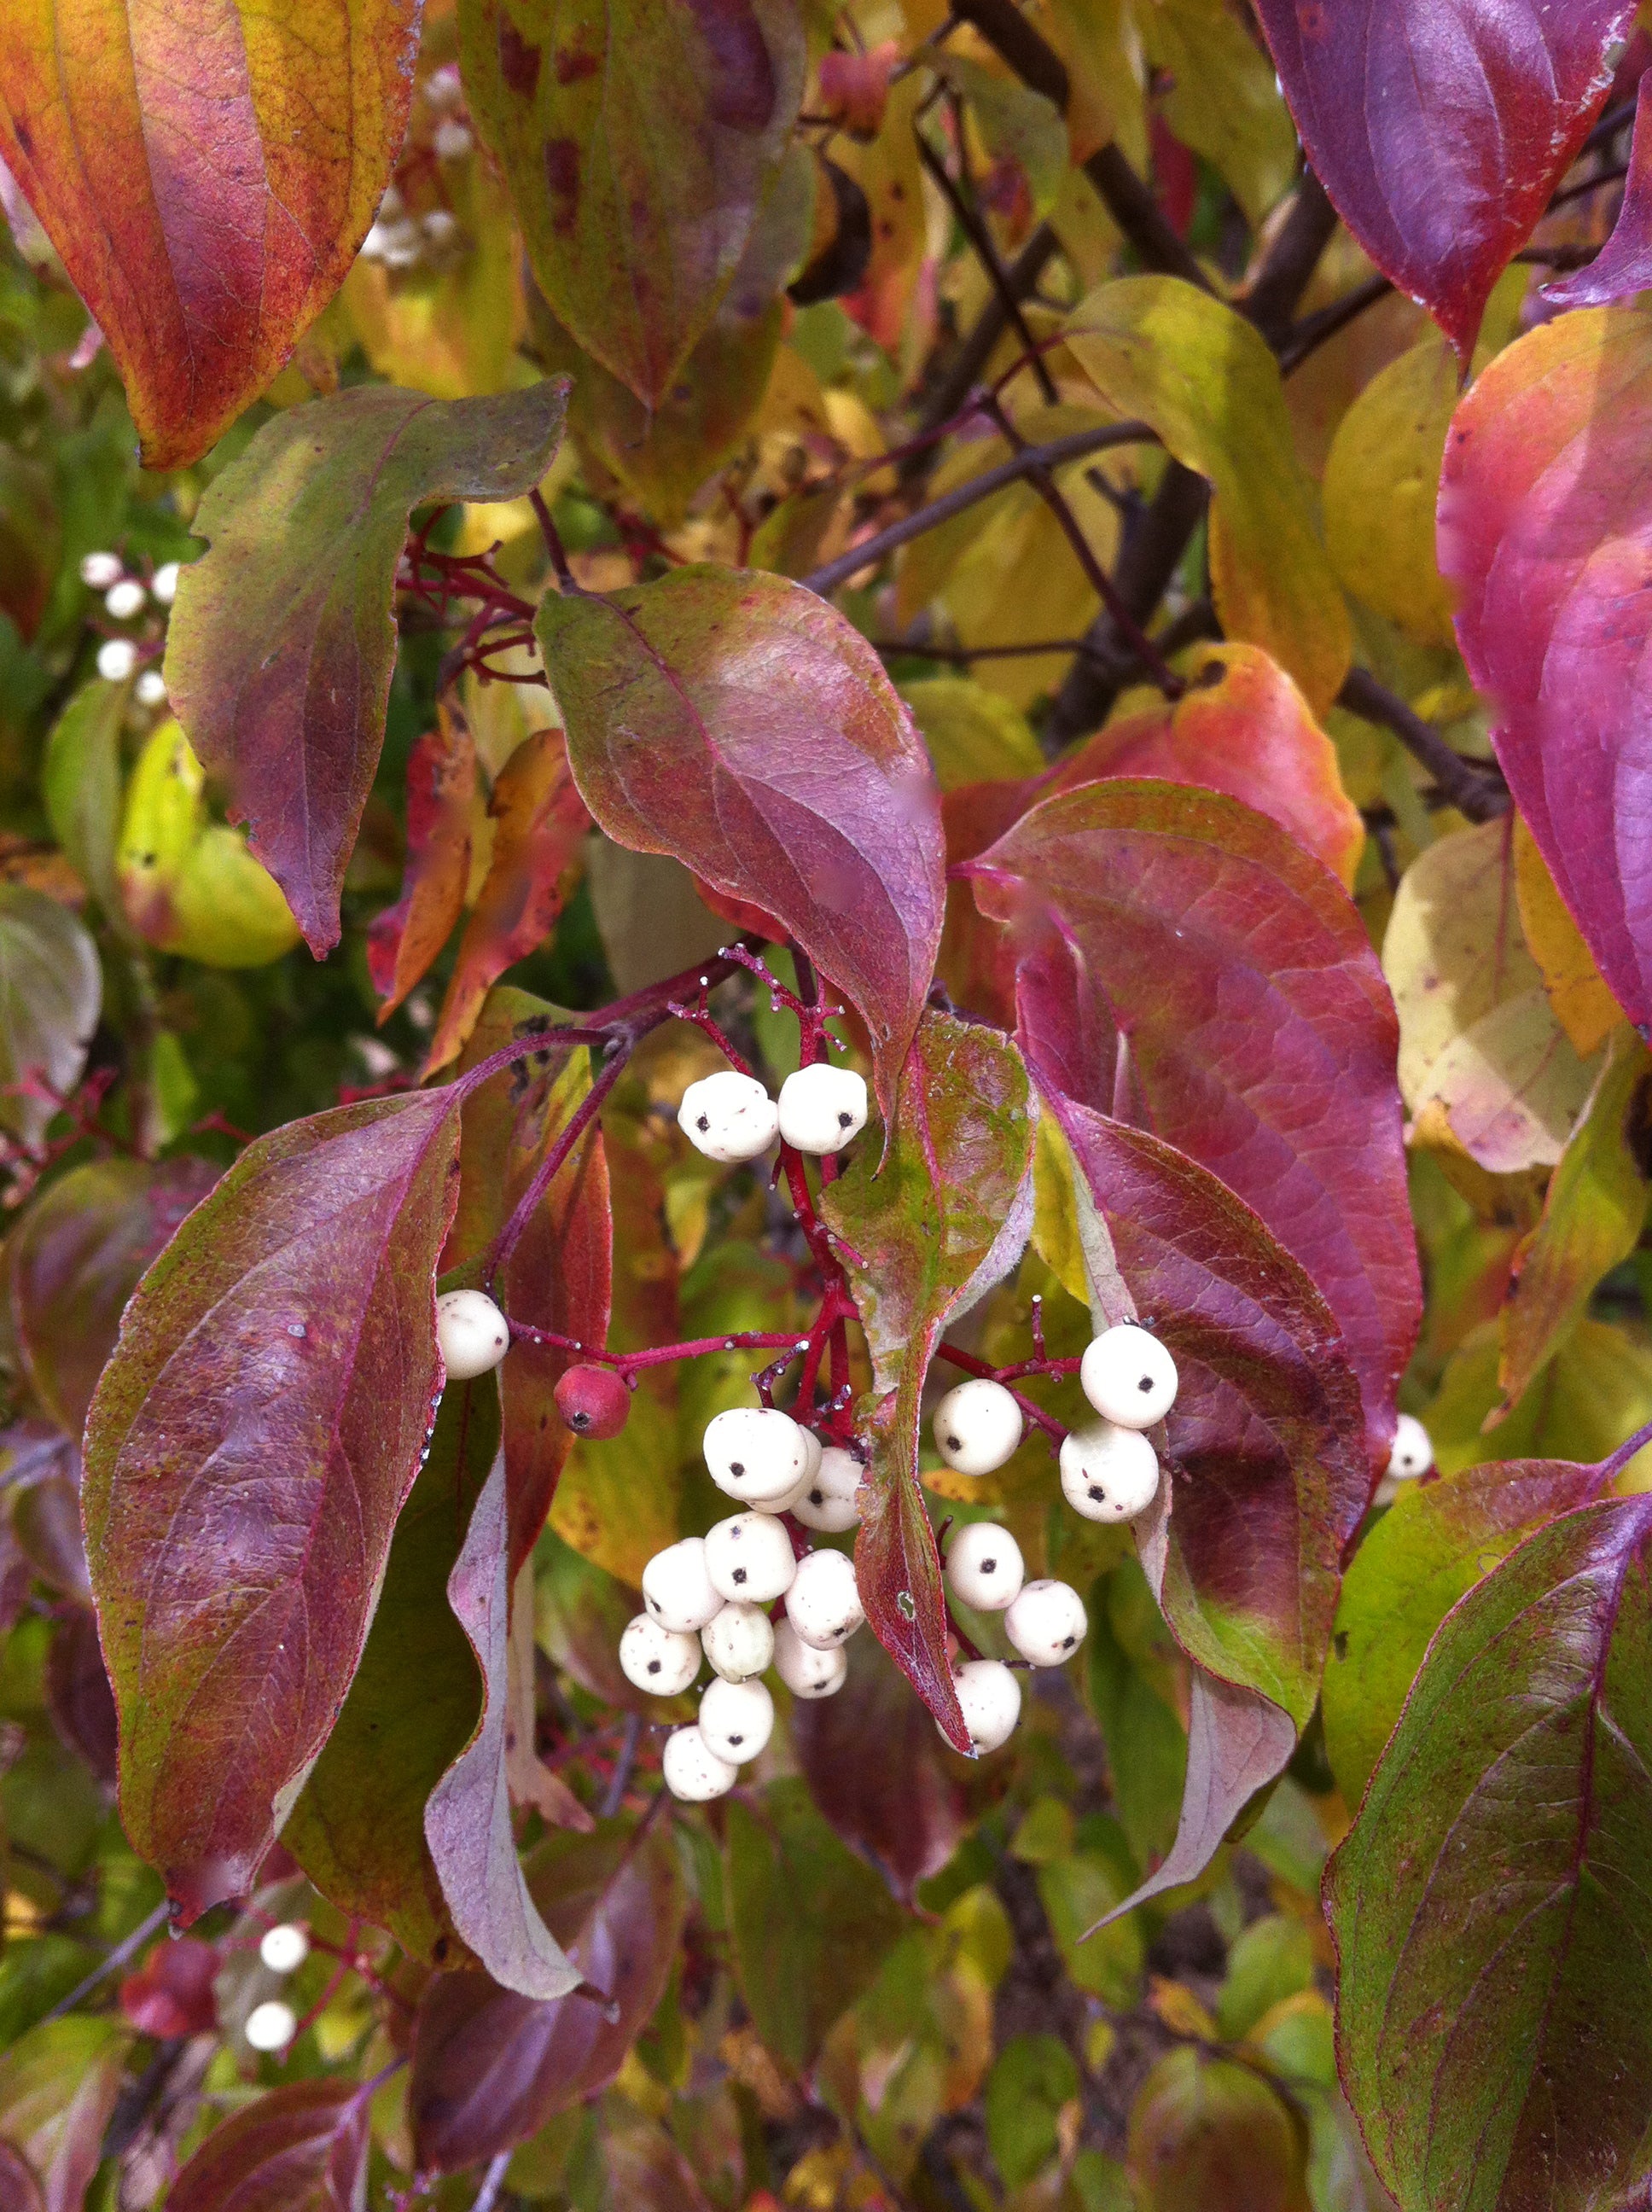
[42,678,125,928]
[1214,1914,1314,2040]
[899,678,1044,792]
[1328,1494,1652,2211]
[931,55,1068,218]
[165,378,568,955]
[1126,2046,1311,2211]
[985,2034,1079,2189]
[0,886,99,1154]
[0,2017,129,2212]
[822,1010,1036,1746]
[458,0,805,406]
[727,1778,908,2071]
[1063,277,1351,713]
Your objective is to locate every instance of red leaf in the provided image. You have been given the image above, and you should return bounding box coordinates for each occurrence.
[0,2143,44,2212]
[1251,0,1631,359]
[166,380,568,957]
[167,2080,370,2212]
[0,2,421,467]
[369,709,478,1022]
[537,568,945,1116]
[1439,305,1652,1033]
[1545,73,1652,307]
[425,1450,583,2000]
[790,1633,966,1904]
[821,1010,1038,1749]
[83,1088,466,1920]
[45,1604,118,1786]
[425,732,591,1074]
[409,1817,685,2173]
[967,778,1418,1471]
[119,1936,218,2040]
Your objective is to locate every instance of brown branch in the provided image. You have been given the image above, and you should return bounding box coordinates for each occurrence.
[1082,142,1210,292]
[950,0,1067,108]
[916,116,1058,405]
[1242,169,1337,346]
[1337,666,1509,823]
[1277,272,1393,375]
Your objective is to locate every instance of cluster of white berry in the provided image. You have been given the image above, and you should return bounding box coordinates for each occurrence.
[358,69,474,273]
[79,550,178,695]
[242,1922,311,2053]
[677,1062,869,1161]
[622,1407,866,1802]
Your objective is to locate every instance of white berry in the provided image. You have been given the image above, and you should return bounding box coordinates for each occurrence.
[1079,1324,1178,1429]
[777,1064,869,1154]
[96,638,137,682]
[791,1444,863,1532]
[104,578,146,620]
[678,1069,779,1163]
[698,1675,774,1765]
[435,1288,509,1380]
[79,550,122,590]
[703,1406,810,1505]
[426,64,464,112]
[763,1425,821,1516]
[784,1548,864,1648]
[773,1617,847,1697]
[1059,1423,1160,1522]
[933,1378,1024,1475]
[150,560,181,606]
[620,1612,701,1696]
[705,1511,797,1604]
[433,119,474,160]
[134,669,167,707]
[259,1924,310,1975]
[1005,1578,1088,1667]
[948,1659,1021,1753]
[422,207,461,247]
[1387,1413,1433,1481]
[641,1537,722,1634]
[701,1601,774,1680]
[661,1726,736,1802]
[245,2000,297,2052]
[945,1522,1025,1611]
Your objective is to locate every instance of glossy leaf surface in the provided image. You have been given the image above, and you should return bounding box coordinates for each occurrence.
[1440,305,1652,1033]
[0,0,421,465]
[822,1011,1037,1747]
[1252,0,1629,358]
[969,778,1417,1470]
[167,2079,370,2212]
[458,0,805,405]
[166,379,568,956]
[538,567,944,1114]
[83,1087,465,1918]
[1328,1493,1652,2210]
[1546,72,1652,307]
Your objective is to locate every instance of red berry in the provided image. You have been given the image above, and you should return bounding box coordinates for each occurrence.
[555,1363,631,1439]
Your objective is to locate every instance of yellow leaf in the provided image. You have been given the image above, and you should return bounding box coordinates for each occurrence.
[116,723,299,969]
[1035,0,1145,167]
[1137,0,1297,228]
[1064,277,1352,712]
[900,678,1044,790]
[1323,336,1460,646]
[342,154,525,399]
[1426,1316,1652,1486]
[1513,813,1622,1057]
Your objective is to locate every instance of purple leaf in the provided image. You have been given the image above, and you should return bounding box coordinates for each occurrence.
[425,1449,583,2000]
[83,1088,466,1921]
[1545,73,1652,307]
[1252,0,1632,358]
[1439,303,1652,1033]
[537,568,945,1115]
[968,778,1417,1472]
[166,2080,370,2212]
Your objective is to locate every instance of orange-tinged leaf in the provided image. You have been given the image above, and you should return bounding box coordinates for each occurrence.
[0,0,422,468]
[1514,813,1622,1060]
[369,706,477,1022]
[424,731,590,1073]
[1049,643,1364,887]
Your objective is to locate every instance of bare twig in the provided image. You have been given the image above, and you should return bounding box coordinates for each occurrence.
[1338,666,1509,823]
[916,118,1058,405]
[43,1901,170,2023]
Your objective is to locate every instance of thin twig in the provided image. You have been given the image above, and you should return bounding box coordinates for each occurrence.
[1338,667,1509,823]
[44,1901,170,2023]
[601,1714,641,1818]
[916,119,1058,405]
[473,2149,514,2212]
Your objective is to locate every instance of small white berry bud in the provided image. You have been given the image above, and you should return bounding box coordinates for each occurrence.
[932,1378,1023,1476]
[134,669,167,707]
[784,1547,863,1648]
[944,1522,1024,1611]
[777,1064,869,1154]
[773,1617,847,1697]
[947,1658,1021,1753]
[422,207,461,247]
[96,638,137,682]
[678,1069,778,1163]
[791,1443,862,1532]
[1004,1578,1088,1667]
[701,1600,774,1680]
[79,550,122,590]
[642,1538,722,1634]
[1387,1413,1432,1480]
[620,1612,701,1696]
[705,1511,797,1604]
[435,1288,509,1380]
[245,2000,297,2052]
[1059,1423,1159,1522]
[433,119,474,160]
[1079,1324,1178,1429]
[150,560,181,606]
[703,1406,810,1505]
[259,1924,310,1974]
[425,63,464,112]
[698,1674,773,1764]
[661,1726,736,1802]
[104,578,146,620]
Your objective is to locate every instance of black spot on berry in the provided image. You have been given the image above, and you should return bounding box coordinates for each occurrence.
[733,1567,747,1584]
[810,1488,823,1505]
[1062,1634,1075,1648]
[696,1114,710,1131]
[729,1733,744,1745]
[730,1461,744,1476]
[981,1557,997,1573]
[1138,1374,1152,1392]
[1089,1485,1105,1501]
[837,1111,852,1126]
[945,1433,961,1450]
[647,1659,660,1674]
